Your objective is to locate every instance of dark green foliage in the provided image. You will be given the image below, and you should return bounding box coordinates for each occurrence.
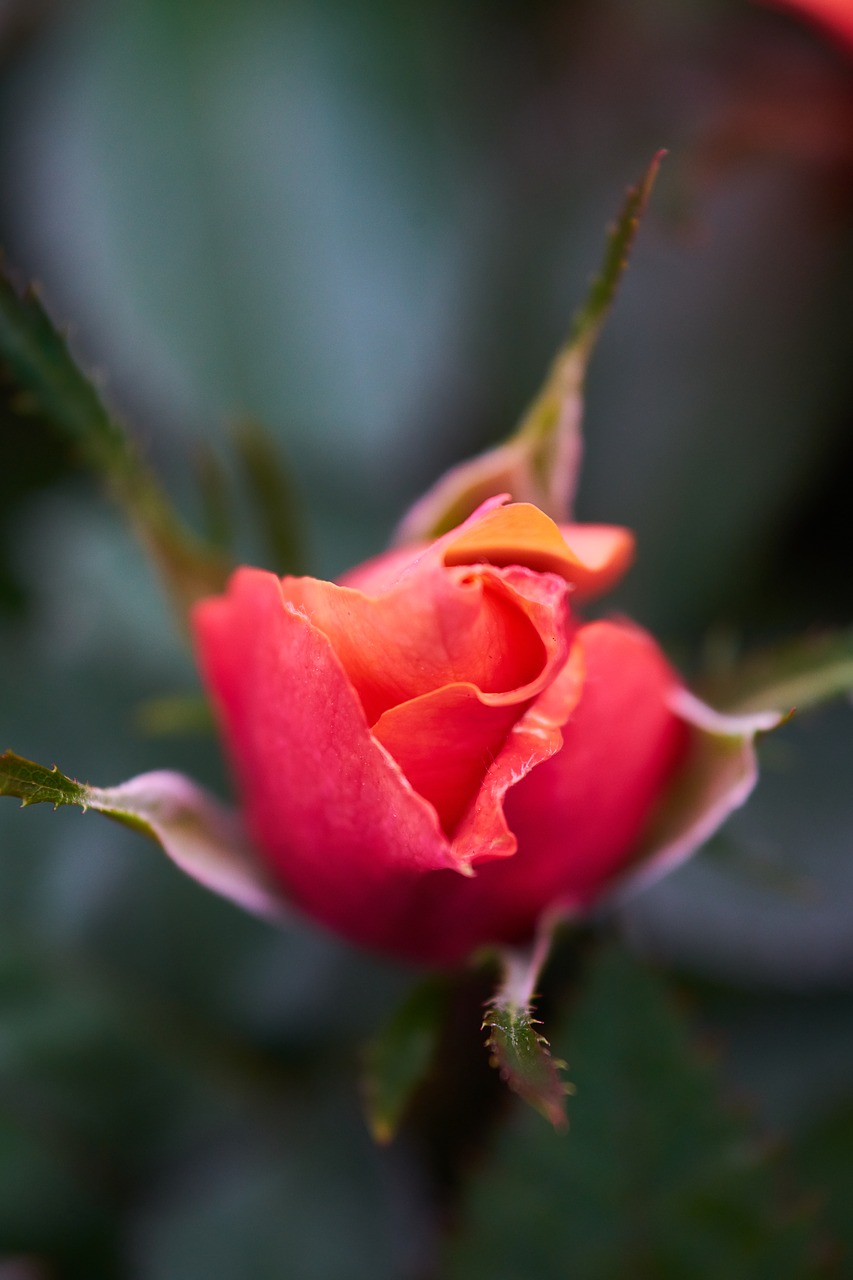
[448,945,818,1280]
[362,976,450,1143]
[0,264,228,623]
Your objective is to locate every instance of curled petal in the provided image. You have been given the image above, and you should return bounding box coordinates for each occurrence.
[443,501,633,601]
[416,621,690,958]
[558,524,635,602]
[450,639,586,867]
[282,557,562,725]
[345,499,634,604]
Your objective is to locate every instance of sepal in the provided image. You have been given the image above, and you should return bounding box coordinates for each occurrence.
[0,750,285,919]
[396,153,665,543]
[484,928,571,1129]
[610,692,782,904]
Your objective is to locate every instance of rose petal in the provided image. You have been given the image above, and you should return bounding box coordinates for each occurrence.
[443,501,634,602]
[451,637,587,865]
[373,686,524,837]
[411,621,689,959]
[319,561,572,836]
[344,498,633,604]
[283,559,563,726]
[193,568,465,954]
[558,524,636,601]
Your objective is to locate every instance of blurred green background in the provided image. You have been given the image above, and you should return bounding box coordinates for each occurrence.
[1,0,853,1275]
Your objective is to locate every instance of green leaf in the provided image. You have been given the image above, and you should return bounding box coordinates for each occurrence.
[0,263,229,624]
[791,1098,853,1268]
[396,153,665,542]
[698,628,853,717]
[483,933,569,1130]
[362,977,450,1144]
[447,945,818,1280]
[0,751,285,920]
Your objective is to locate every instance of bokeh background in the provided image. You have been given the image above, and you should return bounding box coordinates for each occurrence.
[1,0,853,1275]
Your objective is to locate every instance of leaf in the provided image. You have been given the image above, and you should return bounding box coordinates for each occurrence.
[483,932,569,1130]
[791,1098,853,1268]
[0,262,229,624]
[698,628,853,717]
[447,945,818,1280]
[134,694,215,738]
[362,977,450,1144]
[395,152,665,543]
[0,751,285,920]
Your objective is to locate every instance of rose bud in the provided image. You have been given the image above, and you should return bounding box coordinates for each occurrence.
[192,497,763,966]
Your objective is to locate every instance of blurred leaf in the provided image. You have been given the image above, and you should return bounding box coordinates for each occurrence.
[195,443,235,554]
[362,976,449,1144]
[232,419,305,575]
[0,264,229,624]
[447,944,818,1280]
[134,694,214,738]
[791,1099,853,1270]
[396,152,665,543]
[0,751,285,920]
[133,1091,401,1280]
[699,628,853,716]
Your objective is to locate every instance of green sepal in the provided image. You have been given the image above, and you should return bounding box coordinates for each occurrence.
[0,262,229,625]
[362,977,450,1144]
[0,750,285,919]
[483,1002,569,1131]
[0,751,89,809]
[483,931,570,1129]
[699,627,853,716]
[396,152,665,543]
[448,944,818,1279]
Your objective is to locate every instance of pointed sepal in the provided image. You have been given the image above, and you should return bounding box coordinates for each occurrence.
[396,152,665,543]
[484,930,571,1129]
[611,693,782,904]
[700,626,853,716]
[0,750,285,919]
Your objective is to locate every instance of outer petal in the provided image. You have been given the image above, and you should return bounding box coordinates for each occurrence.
[193,568,463,955]
[411,620,690,959]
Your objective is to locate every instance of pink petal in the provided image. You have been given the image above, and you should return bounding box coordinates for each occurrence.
[193,568,463,955]
[415,620,690,959]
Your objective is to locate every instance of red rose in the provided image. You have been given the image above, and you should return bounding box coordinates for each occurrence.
[193,498,690,965]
